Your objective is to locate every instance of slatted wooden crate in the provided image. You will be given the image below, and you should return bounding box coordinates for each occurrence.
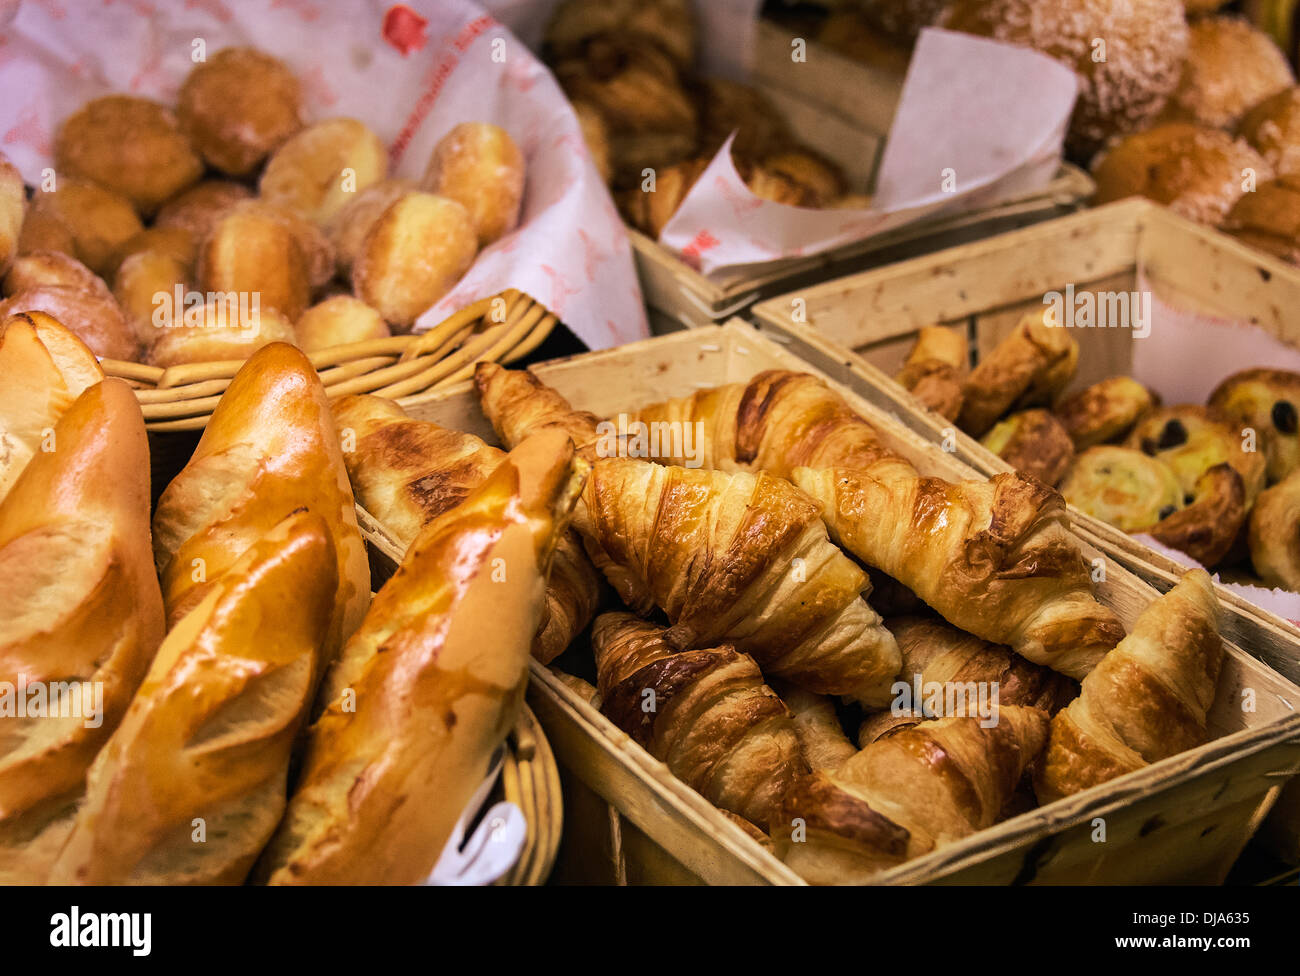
[364,321,1300,885]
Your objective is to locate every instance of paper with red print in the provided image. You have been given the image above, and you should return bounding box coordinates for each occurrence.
[660,28,1078,277]
[0,0,646,349]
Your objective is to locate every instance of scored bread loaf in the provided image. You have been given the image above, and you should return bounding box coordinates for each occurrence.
[258,430,585,883]
[0,378,165,882]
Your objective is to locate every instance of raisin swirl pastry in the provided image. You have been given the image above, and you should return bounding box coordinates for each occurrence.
[1208,368,1300,485]
[1059,446,1184,532]
[1054,376,1156,451]
[1126,406,1267,507]
[979,408,1075,486]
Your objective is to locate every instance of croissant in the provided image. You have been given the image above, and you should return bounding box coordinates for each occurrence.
[593,612,806,827]
[1248,468,1300,591]
[896,325,968,420]
[1035,570,1223,803]
[577,457,901,705]
[770,681,857,774]
[152,343,369,681]
[50,511,338,884]
[629,370,1125,679]
[475,361,603,457]
[0,379,165,883]
[259,430,584,883]
[775,706,1049,883]
[331,393,603,664]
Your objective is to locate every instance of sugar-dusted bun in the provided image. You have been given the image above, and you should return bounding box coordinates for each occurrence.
[1092,123,1272,225]
[1238,87,1300,179]
[1163,17,1294,131]
[1222,175,1300,265]
[351,192,476,330]
[260,118,388,225]
[0,155,23,276]
[4,251,107,297]
[23,177,143,277]
[178,46,303,176]
[105,226,196,283]
[114,249,192,352]
[295,295,390,352]
[423,123,525,247]
[942,0,1189,159]
[0,284,135,361]
[147,300,296,367]
[229,200,335,289]
[326,178,415,278]
[545,0,695,69]
[198,207,310,321]
[154,179,254,242]
[55,95,203,215]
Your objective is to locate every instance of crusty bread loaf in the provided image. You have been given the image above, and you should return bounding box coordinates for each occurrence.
[259,429,585,883]
[0,378,165,882]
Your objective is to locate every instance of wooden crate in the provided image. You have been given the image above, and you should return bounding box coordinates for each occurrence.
[368,321,1300,885]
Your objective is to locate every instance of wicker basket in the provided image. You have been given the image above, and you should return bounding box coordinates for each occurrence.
[497,703,564,886]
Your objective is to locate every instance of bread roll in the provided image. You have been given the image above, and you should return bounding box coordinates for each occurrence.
[229,200,335,289]
[351,192,476,329]
[4,251,107,297]
[0,283,136,361]
[153,179,254,243]
[105,226,196,283]
[1221,175,1300,265]
[0,154,23,276]
[1163,17,1293,131]
[1091,123,1272,225]
[50,511,337,884]
[55,95,203,215]
[0,379,165,883]
[326,178,415,278]
[260,117,388,225]
[259,429,583,884]
[423,122,525,247]
[295,295,390,352]
[942,0,1189,158]
[146,299,296,368]
[114,248,192,351]
[24,177,143,277]
[198,206,310,321]
[178,46,303,176]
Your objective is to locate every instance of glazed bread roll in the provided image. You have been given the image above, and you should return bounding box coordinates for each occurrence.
[146,301,296,368]
[178,46,303,176]
[1209,367,1300,484]
[55,95,203,215]
[1126,405,1267,505]
[1163,17,1294,131]
[1091,123,1272,225]
[23,177,143,277]
[295,295,390,352]
[942,0,1188,157]
[50,511,337,885]
[4,251,108,297]
[979,408,1075,485]
[351,191,477,329]
[152,343,370,656]
[153,179,254,243]
[959,309,1078,436]
[1249,468,1300,590]
[423,122,525,247]
[1221,175,1300,265]
[326,178,415,277]
[1059,446,1184,532]
[1055,376,1156,450]
[260,117,388,225]
[198,206,310,321]
[0,379,165,883]
[0,155,22,275]
[545,0,695,69]
[259,430,585,884]
[0,282,137,361]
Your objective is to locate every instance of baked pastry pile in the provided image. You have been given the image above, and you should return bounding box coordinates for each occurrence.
[0,46,525,366]
[0,318,582,884]
[541,0,863,238]
[923,310,1300,591]
[415,360,1230,883]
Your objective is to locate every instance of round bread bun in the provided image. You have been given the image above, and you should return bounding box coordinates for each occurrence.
[1221,175,1300,264]
[1125,404,1267,506]
[1059,445,1184,532]
[1238,87,1300,179]
[228,200,335,289]
[54,95,203,215]
[0,155,23,276]
[351,192,477,330]
[979,408,1075,486]
[24,177,143,277]
[198,207,310,322]
[147,300,296,368]
[260,117,389,225]
[544,0,695,70]
[295,295,390,352]
[105,226,197,284]
[1162,17,1294,131]
[1208,367,1300,484]
[4,251,108,297]
[114,248,192,350]
[154,180,254,244]
[1091,123,1272,225]
[1054,375,1156,450]
[422,122,525,247]
[0,283,136,361]
[178,46,303,176]
[326,178,416,278]
[942,0,1189,159]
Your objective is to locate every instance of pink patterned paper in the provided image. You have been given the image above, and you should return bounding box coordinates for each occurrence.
[0,0,646,348]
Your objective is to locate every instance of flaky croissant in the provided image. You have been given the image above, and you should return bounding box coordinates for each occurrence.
[629,370,1125,679]
[770,681,857,775]
[331,393,602,664]
[1035,570,1224,803]
[475,360,603,458]
[896,325,967,421]
[775,706,1049,883]
[577,457,901,705]
[593,612,806,827]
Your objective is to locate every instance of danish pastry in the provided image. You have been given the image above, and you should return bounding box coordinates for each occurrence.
[958,309,1078,436]
[896,325,967,420]
[1126,405,1267,506]
[1249,468,1300,590]
[1058,446,1184,532]
[1208,367,1300,484]
[1054,376,1156,450]
[979,408,1075,486]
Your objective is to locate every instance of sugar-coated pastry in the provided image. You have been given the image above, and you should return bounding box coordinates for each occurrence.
[0,284,136,361]
[422,122,525,247]
[24,178,143,277]
[114,248,192,351]
[4,251,108,297]
[55,95,203,215]
[260,118,389,225]
[198,207,310,322]
[147,301,297,368]
[979,408,1075,486]
[0,155,25,276]
[1054,376,1156,450]
[153,180,254,243]
[229,200,336,289]
[178,46,303,177]
[1161,17,1294,131]
[295,295,390,352]
[326,178,416,278]
[1126,405,1267,506]
[1059,445,1183,532]
[1249,468,1300,590]
[1208,367,1300,484]
[351,192,477,330]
